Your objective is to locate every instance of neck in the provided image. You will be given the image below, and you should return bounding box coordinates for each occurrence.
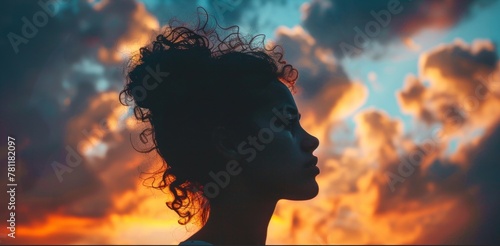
[187,193,278,245]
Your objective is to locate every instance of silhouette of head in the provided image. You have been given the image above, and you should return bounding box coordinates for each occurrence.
[120,11,320,226]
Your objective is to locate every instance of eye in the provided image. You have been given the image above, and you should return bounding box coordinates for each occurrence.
[284,113,300,131]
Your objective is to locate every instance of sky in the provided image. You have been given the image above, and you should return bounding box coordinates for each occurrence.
[1,0,500,244]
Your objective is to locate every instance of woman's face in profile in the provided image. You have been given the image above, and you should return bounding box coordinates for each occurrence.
[240,81,320,201]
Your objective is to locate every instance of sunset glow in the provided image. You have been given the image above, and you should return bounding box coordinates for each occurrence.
[2,0,500,245]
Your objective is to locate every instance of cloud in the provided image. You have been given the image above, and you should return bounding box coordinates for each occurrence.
[453,120,500,244]
[2,1,500,245]
[268,98,500,244]
[273,26,368,124]
[0,1,164,243]
[354,109,402,162]
[301,0,489,58]
[397,39,500,134]
[396,74,435,123]
[94,0,159,63]
[9,89,165,244]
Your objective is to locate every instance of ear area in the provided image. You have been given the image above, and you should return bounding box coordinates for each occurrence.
[211,126,242,160]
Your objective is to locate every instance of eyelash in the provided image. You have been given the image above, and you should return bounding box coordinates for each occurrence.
[284,114,299,130]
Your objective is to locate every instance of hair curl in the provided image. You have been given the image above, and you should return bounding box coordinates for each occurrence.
[119,8,298,226]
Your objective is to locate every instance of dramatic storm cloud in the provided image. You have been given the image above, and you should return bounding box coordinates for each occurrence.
[301,0,490,58]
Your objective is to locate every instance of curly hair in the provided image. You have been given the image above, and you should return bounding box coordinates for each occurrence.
[119,8,298,226]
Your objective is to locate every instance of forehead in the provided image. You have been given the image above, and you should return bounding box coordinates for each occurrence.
[252,81,297,118]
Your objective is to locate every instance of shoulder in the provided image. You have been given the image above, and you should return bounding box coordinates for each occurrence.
[179,240,213,245]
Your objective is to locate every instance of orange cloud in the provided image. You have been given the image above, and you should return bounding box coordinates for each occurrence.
[398,39,500,136]
[6,1,500,245]
[96,0,159,63]
[274,25,368,149]
[354,109,403,162]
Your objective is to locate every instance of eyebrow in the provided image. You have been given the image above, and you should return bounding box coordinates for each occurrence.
[279,105,301,120]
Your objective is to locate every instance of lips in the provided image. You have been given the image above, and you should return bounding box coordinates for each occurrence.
[305,156,318,168]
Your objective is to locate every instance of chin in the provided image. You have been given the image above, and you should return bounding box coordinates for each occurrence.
[284,180,319,200]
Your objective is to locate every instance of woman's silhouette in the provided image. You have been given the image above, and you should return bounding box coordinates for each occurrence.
[120,9,320,245]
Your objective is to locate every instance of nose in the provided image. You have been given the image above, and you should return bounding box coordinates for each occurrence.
[301,132,320,153]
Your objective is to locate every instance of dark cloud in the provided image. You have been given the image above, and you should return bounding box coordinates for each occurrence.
[301,0,489,58]
[273,25,367,125]
[0,1,159,243]
[452,121,500,244]
[396,121,500,244]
